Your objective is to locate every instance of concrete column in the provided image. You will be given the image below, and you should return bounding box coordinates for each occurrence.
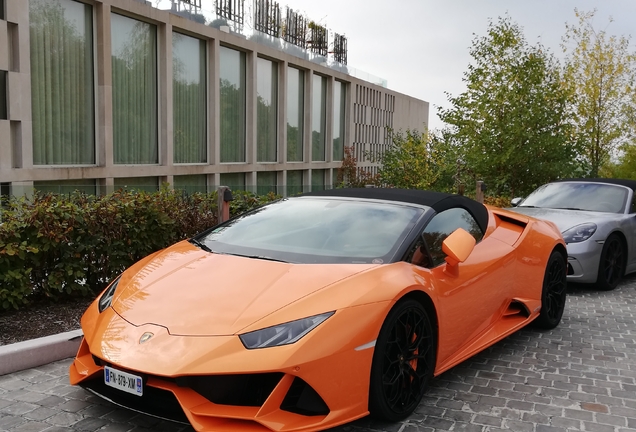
[245,49,256,165]
[344,81,354,150]
[245,171,256,192]
[210,38,220,166]
[96,3,113,168]
[278,60,287,163]
[325,76,334,163]
[9,0,31,170]
[0,20,11,71]
[0,121,10,170]
[303,69,312,164]
[158,22,172,167]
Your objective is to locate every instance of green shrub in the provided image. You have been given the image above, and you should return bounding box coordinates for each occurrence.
[0,188,279,310]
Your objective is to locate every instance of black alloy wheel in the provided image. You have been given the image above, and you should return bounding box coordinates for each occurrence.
[534,250,567,329]
[596,234,625,291]
[369,299,435,421]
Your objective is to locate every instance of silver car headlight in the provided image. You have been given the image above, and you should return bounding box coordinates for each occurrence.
[98,277,121,313]
[562,223,597,243]
[239,312,335,349]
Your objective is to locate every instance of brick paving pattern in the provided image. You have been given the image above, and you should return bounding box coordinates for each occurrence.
[1,278,635,432]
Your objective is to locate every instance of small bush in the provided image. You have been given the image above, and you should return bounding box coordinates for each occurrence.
[484,195,513,208]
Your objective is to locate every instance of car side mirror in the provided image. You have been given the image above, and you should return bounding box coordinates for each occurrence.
[442,228,476,267]
[510,197,523,207]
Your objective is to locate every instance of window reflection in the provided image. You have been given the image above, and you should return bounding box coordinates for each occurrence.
[220,46,246,162]
[422,208,483,267]
[257,58,277,162]
[311,74,326,161]
[287,67,304,162]
[200,198,423,264]
[521,182,628,213]
[30,0,95,165]
[173,33,206,164]
[111,13,157,164]
[333,81,346,161]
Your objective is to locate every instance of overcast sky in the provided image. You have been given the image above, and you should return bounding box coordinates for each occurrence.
[278,0,636,130]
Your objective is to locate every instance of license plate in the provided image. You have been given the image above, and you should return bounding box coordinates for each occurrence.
[104,366,143,396]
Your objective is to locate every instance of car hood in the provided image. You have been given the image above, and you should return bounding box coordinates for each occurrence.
[112,241,375,336]
[508,207,621,232]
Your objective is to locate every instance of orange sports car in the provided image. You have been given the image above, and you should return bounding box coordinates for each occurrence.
[70,188,567,431]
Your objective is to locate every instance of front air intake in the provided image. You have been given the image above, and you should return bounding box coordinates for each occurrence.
[176,373,283,406]
[281,377,330,416]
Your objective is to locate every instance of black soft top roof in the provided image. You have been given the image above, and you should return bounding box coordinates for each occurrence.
[556,178,636,192]
[301,188,489,233]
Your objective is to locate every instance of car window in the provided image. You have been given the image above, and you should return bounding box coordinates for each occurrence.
[421,208,483,267]
[520,182,628,213]
[198,197,424,264]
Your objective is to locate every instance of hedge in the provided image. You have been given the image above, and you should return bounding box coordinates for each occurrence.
[0,188,279,310]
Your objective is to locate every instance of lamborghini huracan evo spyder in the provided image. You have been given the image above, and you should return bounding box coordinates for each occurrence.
[70,188,567,432]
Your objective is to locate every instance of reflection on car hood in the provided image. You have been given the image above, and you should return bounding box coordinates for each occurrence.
[508,207,622,232]
[112,241,375,336]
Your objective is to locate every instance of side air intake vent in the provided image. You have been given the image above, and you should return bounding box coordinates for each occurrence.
[497,214,528,229]
[281,377,330,416]
[504,300,530,318]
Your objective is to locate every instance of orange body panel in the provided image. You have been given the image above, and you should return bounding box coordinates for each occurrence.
[70,205,565,432]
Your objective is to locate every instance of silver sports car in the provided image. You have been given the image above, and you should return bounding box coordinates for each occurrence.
[510,179,636,290]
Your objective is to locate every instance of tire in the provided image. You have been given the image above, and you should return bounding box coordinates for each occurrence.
[369,299,436,421]
[596,234,625,291]
[534,250,567,329]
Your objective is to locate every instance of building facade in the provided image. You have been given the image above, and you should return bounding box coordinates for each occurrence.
[0,0,428,196]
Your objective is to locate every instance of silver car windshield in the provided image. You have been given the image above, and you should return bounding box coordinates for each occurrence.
[520,182,628,213]
[198,197,425,264]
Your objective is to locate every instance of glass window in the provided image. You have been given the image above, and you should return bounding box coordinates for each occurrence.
[174,175,207,194]
[311,74,326,161]
[220,46,246,163]
[198,198,423,264]
[173,33,206,164]
[257,58,277,162]
[311,169,325,192]
[112,13,157,164]
[520,182,629,213]
[114,177,159,193]
[220,172,245,191]
[30,0,95,165]
[257,171,277,195]
[34,179,97,195]
[422,208,483,267]
[333,81,346,161]
[0,0,5,20]
[286,170,303,196]
[0,70,6,120]
[286,67,304,162]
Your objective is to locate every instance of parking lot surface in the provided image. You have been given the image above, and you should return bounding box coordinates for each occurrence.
[1,279,635,432]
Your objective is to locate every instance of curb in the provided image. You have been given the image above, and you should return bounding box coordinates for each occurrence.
[0,329,83,376]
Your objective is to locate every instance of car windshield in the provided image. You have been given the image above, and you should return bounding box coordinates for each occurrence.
[520,182,628,213]
[197,197,425,264]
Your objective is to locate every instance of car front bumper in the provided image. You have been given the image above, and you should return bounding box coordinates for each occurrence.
[69,301,391,432]
[565,239,604,284]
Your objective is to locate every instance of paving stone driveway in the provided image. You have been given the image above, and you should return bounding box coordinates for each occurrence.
[1,279,635,432]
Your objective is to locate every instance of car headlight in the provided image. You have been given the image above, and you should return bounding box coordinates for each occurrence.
[98,277,121,313]
[562,223,597,243]
[239,312,335,349]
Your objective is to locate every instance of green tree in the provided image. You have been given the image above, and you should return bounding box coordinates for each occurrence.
[600,140,636,179]
[378,130,454,191]
[562,9,636,177]
[439,16,579,197]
